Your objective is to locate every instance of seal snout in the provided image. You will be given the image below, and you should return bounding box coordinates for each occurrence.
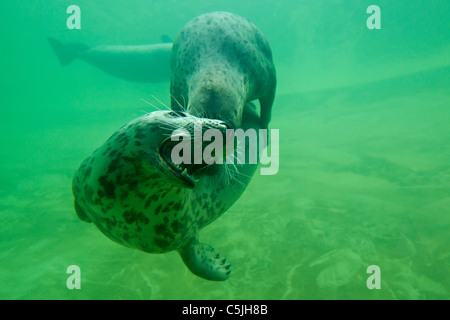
[158,117,230,189]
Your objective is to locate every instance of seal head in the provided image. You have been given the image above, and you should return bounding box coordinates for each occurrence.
[170,11,276,129]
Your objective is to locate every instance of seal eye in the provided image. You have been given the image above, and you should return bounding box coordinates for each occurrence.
[167,111,187,118]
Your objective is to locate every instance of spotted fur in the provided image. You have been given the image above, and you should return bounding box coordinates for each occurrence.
[170,11,276,129]
[73,12,275,281]
[72,110,260,280]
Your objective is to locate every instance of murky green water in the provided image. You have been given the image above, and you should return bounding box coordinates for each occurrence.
[0,0,448,299]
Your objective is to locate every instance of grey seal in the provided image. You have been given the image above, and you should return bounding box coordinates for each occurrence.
[170,11,276,129]
[72,106,261,281]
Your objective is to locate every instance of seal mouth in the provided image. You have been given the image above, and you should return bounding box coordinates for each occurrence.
[158,140,204,189]
[158,122,229,189]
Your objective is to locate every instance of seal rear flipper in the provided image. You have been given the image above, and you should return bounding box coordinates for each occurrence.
[47,37,89,66]
[177,239,231,281]
[74,200,92,223]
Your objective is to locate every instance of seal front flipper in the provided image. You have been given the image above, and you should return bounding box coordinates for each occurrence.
[47,37,89,66]
[177,238,231,281]
[259,88,275,129]
[73,200,92,223]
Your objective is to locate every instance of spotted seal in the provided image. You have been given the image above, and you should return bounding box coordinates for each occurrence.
[170,11,276,129]
[72,107,261,281]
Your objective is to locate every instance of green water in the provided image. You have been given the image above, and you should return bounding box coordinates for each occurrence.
[0,0,449,300]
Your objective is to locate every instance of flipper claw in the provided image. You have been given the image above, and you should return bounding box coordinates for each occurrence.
[178,240,231,281]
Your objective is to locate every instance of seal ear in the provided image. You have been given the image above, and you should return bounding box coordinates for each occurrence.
[47,37,88,66]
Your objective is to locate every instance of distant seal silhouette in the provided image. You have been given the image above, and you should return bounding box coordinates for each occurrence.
[72,106,261,281]
[47,37,172,82]
[170,11,276,129]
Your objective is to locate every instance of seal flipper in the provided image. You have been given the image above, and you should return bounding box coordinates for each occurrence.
[47,37,89,66]
[242,102,261,129]
[177,239,231,281]
[258,87,275,129]
[74,200,92,223]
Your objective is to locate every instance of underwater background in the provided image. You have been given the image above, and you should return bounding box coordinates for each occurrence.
[0,0,449,299]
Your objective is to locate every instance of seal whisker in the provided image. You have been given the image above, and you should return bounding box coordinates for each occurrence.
[182,109,204,127]
[151,95,172,112]
[232,166,252,185]
[140,98,162,111]
[181,103,208,129]
[182,96,187,111]
[222,165,232,186]
[159,124,180,132]
[167,95,205,128]
[186,101,204,118]
[225,165,247,188]
[223,162,242,187]
[226,153,255,180]
[171,93,187,112]
[229,157,249,178]
[159,126,177,131]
